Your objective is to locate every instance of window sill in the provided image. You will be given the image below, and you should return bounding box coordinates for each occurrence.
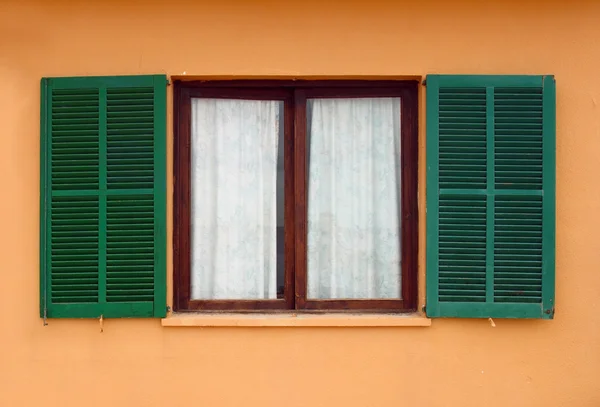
[161,312,431,327]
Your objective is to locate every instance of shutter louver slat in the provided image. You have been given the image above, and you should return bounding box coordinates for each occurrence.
[439,195,487,303]
[494,87,543,190]
[51,89,99,190]
[107,87,155,190]
[49,88,101,306]
[51,196,99,303]
[439,88,487,190]
[41,75,167,319]
[494,197,543,303]
[105,85,156,306]
[107,195,155,303]
[493,87,544,304]
[426,75,555,319]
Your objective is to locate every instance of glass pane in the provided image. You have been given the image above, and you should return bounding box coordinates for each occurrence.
[190,98,285,300]
[306,97,402,299]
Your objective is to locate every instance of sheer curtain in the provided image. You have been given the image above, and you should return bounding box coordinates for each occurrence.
[307,97,402,299]
[190,98,280,299]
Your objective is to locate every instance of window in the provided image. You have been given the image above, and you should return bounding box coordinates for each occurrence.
[38,74,556,320]
[173,81,419,312]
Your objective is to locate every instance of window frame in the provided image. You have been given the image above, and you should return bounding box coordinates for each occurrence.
[173,80,419,313]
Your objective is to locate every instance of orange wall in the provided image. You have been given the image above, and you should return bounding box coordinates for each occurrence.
[1,1,600,406]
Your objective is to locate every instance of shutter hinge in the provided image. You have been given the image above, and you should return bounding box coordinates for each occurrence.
[166,79,171,86]
[421,305,426,313]
[166,305,171,313]
[422,79,427,86]
[544,307,555,316]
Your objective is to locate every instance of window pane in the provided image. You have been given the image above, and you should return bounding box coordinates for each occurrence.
[306,97,402,299]
[190,98,284,300]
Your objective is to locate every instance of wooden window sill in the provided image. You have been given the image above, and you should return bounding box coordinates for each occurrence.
[161,313,431,327]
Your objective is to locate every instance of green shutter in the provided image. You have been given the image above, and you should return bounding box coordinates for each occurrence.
[426,75,555,319]
[40,75,167,318]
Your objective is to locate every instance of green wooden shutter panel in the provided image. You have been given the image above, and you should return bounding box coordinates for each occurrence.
[40,75,167,318]
[426,75,556,319]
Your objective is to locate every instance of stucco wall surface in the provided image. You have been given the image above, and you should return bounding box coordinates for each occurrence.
[1,1,599,406]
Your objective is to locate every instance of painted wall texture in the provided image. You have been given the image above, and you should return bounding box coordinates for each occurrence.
[1,0,599,406]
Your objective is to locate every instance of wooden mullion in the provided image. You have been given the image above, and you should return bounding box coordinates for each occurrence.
[293,89,308,310]
[283,96,296,309]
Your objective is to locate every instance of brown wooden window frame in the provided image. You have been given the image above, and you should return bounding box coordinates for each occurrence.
[173,80,418,313]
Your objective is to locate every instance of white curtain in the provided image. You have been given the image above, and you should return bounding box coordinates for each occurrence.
[190,98,280,300]
[307,97,402,299]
